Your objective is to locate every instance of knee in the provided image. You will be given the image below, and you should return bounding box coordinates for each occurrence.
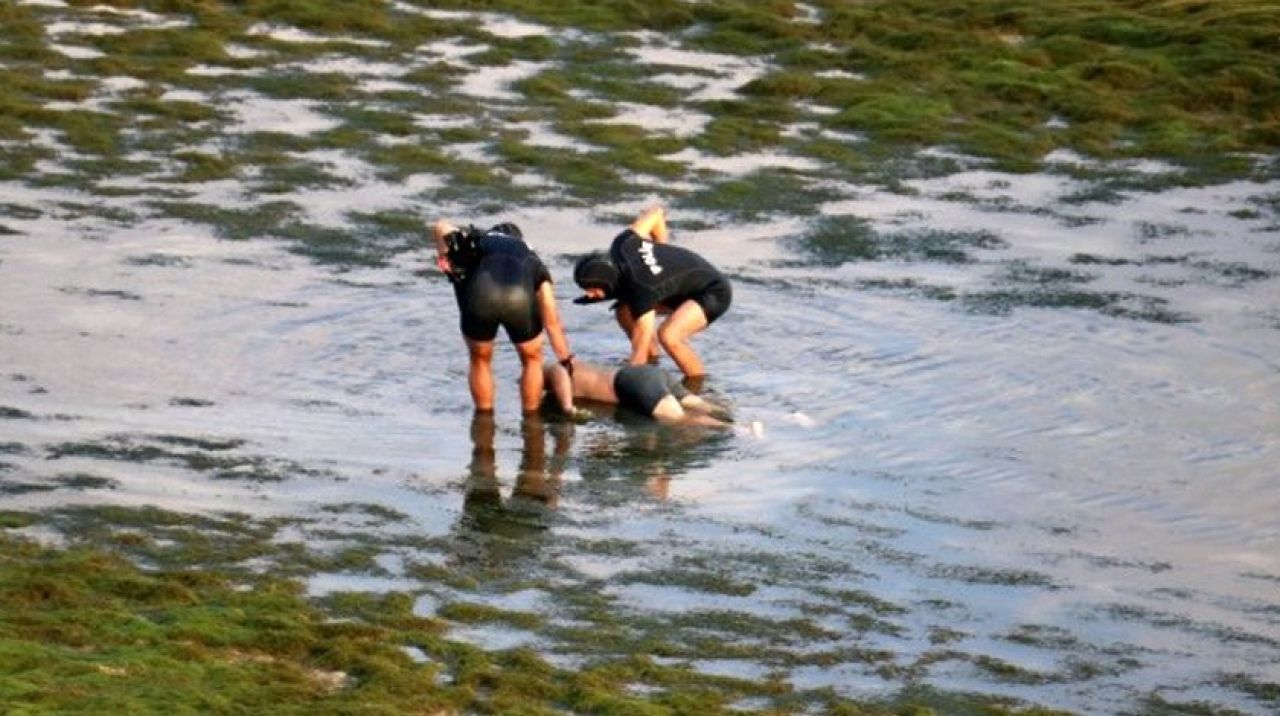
[657,323,684,349]
[515,339,544,364]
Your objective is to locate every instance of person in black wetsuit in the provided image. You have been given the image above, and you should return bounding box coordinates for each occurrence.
[571,205,731,379]
[433,219,576,414]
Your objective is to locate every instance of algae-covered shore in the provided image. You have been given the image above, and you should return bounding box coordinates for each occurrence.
[0,523,1072,715]
[2,1,1279,714]
[3,0,1278,212]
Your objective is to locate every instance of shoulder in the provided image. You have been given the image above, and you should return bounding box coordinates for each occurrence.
[479,234,528,254]
[609,229,640,255]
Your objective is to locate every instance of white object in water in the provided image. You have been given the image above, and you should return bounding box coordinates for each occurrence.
[786,411,817,428]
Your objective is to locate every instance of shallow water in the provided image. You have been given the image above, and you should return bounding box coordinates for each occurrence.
[3,3,1280,714]
[4,169,1278,712]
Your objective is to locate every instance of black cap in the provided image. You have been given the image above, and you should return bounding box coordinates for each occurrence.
[573,252,619,302]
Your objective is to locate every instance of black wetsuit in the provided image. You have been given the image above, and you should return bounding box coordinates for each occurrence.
[608,229,732,322]
[452,230,552,344]
[613,364,689,416]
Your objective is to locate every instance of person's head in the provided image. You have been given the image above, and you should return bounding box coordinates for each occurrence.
[573,252,618,304]
[489,222,522,240]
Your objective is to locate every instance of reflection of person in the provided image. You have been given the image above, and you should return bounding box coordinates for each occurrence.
[461,412,568,536]
[543,358,731,428]
[571,205,731,379]
[433,219,575,413]
[573,405,738,501]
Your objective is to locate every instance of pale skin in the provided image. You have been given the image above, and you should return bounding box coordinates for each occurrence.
[542,359,729,428]
[578,205,710,378]
[434,219,574,413]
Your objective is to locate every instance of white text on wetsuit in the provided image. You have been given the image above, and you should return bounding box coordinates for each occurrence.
[638,241,663,275]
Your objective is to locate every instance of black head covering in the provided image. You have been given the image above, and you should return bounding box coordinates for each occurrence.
[572,252,619,304]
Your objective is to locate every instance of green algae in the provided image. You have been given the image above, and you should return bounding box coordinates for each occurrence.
[681,170,840,221]
[169,150,239,183]
[927,564,1060,589]
[1,0,1274,261]
[964,287,1190,324]
[2,526,1070,715]
[0,532,460,715]
[614,567,757,598]
[791,217,1010,267]
[3,0,1277,193]
[0,490,1086,716]
[45,434,340,484]
[437,601,545,630]
[1215,672,1280,705]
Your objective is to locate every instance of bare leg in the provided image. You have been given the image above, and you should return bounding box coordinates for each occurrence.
[657,300,709,378]
[651,395,728,428]
[515,334,545,413]
[680,393,731,422]
[465,338,496,411]
[464,411,500,506]
[515,414,555,507]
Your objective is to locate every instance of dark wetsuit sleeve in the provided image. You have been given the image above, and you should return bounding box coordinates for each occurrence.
[610,230,659,316]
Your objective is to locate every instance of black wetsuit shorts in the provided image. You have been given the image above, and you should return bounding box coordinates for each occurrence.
[613,365,689,416]
[692,277,732,324]
[454,250,547,344]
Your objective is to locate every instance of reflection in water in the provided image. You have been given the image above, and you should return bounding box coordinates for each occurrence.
[575,412,734,501]
[457,412,569,543]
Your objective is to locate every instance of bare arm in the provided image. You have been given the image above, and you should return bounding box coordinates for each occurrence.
[629,205,670,244]
[542,362,575,413]
[628,310,658,366]
[536,281,573,365]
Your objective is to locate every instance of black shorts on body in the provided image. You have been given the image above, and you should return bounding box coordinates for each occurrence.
[454,244,549,344]
[613,365,689,416]
[691,277,732,324]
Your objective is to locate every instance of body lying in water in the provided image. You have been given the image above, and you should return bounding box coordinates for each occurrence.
[544,359,731,428]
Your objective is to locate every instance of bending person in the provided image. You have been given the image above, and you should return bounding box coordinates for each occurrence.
[572,205,731,379]
[433,219,575,413]
[543,358,730,428]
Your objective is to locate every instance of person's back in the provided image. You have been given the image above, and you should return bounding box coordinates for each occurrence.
[455,233,548,342]
[608,230,728,317]
[434,219,574,413]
